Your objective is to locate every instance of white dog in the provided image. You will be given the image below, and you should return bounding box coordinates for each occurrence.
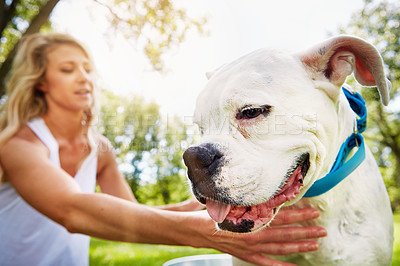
[183,35,393,265]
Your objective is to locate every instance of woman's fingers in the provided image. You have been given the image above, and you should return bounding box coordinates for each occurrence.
[206,208,327,266]
[235,237,321,265]
[271,208,320,226]
[243,224,327,245]
[261,226,327,242]
[237,241,318,266]
[259,241,319,255]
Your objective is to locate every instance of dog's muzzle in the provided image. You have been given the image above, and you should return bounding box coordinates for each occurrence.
[183,143,226,202]
[184,144,310,233]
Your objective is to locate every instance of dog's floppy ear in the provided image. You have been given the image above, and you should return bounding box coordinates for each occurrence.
[297,35,391,105]
[205,71,214,80]
[205,64,227,80]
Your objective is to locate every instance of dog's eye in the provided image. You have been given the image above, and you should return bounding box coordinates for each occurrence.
[199,127,205,135]
[236,105,271,120]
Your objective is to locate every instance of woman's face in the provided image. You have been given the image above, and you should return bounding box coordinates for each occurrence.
[40,44,94,113]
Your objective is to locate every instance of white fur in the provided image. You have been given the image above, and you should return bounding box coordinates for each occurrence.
[192,35,393,265]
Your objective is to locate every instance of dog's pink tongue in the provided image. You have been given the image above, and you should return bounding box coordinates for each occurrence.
[206,199,231,223]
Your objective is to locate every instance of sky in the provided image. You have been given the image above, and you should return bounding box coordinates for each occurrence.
[50,0,366,119]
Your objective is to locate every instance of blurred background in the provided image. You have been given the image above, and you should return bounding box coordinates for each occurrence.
[1,0,399,264]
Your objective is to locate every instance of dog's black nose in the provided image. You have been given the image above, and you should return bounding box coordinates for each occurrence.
[183,143,224,184]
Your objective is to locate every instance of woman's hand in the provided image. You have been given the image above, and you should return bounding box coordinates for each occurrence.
[198,208,326,266]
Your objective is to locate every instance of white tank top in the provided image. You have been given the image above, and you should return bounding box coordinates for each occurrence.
[0,118,97,266]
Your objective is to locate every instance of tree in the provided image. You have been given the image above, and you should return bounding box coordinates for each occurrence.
[0,0,206,94]
[0,0,59,93]
[99,89,161,197]
[339,0,400,210]
[99,90,195,204]
[135,115,196,205]
[147,115,197,204]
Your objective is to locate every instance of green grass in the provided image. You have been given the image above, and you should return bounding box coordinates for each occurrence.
[89,239,220,266]
[90,212,400,265]
[393,212,400,266]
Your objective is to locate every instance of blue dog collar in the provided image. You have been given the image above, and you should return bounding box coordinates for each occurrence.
[303,87,367,198]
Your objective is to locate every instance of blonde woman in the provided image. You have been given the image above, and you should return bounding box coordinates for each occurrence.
[0,33,326,266]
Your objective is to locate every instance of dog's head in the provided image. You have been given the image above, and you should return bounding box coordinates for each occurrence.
[183,35,390,233]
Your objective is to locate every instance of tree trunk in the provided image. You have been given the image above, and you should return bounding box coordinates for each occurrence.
[0,0,60,96]
[0,0,20,35]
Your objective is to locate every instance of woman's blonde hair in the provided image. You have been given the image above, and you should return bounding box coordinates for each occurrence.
[0,32,98,182]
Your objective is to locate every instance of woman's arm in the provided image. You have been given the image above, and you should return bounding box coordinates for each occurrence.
[0,134,326,266]
[0,134,197,244]
[155,197,205,211]
[96,136,204,211]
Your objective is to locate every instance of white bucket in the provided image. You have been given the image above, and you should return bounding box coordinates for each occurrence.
[163,254,233,266]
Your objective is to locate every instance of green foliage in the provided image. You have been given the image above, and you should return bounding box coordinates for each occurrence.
[394,212,400,265]
[99,90,195,204]
[339,0,400,211]
[0,0,207,94]
[99,89,159,197]
[136,115,195,205]
[0,0,44,61]
[0,0,52,63]
[98,0,208,71]
[73,0,208,71]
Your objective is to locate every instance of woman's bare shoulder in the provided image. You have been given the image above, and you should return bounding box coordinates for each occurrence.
[0,126,49,182]
[94,134,113,154]
[94,133,117,173]
[0,125,49,162]
[2,125,46,150]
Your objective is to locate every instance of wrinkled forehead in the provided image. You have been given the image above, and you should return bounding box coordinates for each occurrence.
[193,48,308,123]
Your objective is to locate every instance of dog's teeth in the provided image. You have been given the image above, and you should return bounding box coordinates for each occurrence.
[287,192,296,200]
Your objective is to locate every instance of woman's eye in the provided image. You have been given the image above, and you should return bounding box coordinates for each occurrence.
[61,69,73,73]
[236,105,271,120]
